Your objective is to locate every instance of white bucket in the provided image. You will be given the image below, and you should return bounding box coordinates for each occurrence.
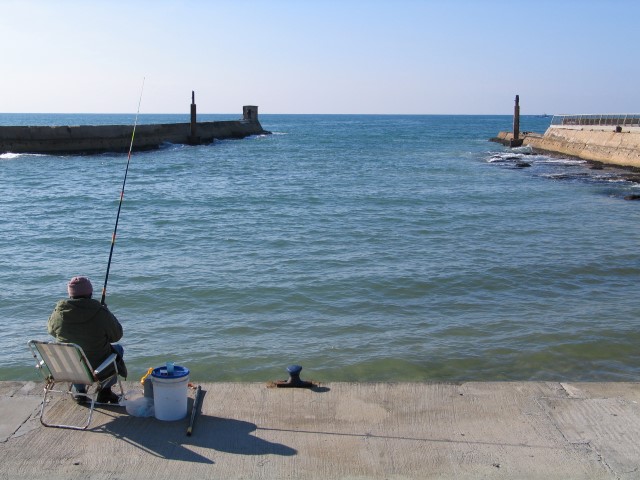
[151,364,190,421]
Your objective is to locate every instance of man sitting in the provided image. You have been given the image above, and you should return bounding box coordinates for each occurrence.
[48,276,127,403]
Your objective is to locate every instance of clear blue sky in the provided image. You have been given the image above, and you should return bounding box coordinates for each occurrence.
[2,0,638,114]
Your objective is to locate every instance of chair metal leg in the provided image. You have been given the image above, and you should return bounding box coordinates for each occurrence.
[39,382,96,430]
[116,377,125,402]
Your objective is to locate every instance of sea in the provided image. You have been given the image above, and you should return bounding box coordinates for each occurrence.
[2,114,639,383]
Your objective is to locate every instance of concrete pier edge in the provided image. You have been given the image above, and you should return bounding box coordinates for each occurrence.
[2,380,639,479]
[491,128,640,169]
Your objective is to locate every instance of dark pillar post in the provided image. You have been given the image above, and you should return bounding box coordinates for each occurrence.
[189,91,200,145]
[513,95,520,141]
[190,91,197,137]
[510,95,523,147]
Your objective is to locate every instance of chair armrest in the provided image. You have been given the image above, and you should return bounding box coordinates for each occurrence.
[94,353,118,375]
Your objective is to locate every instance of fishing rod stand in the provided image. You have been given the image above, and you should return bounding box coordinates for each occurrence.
[275,365,315,389]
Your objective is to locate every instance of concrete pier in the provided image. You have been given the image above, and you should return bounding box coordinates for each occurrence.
[492,127,640,168]
[2,380,639,479]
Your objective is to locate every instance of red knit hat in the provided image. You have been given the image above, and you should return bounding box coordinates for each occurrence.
[67,276,93,298]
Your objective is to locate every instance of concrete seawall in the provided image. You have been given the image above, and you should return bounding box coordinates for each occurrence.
[493,126,640,168]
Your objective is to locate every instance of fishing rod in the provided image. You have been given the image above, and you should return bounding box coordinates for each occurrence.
[101,78,145,305]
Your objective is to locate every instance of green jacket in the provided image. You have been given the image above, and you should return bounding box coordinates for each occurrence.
[48,298,123,369]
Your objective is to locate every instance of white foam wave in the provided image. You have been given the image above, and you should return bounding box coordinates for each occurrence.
[0,152,21,160]
[487,152,527,163]
[538,158,586,166]
[159,141,182,149]
[512,145,533,154]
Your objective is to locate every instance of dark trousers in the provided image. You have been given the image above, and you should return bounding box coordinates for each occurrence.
[72,344,125,394]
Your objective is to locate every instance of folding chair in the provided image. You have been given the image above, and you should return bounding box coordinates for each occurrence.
[28,340,125,430]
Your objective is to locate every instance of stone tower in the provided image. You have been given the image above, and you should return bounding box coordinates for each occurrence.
[243,106,259,121]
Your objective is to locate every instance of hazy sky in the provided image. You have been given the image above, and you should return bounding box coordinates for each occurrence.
[2,0,638,115]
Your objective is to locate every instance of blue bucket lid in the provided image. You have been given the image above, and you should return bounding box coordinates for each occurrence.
[151,364,189,379]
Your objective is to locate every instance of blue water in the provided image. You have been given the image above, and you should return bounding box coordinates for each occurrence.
[3,114,640,382]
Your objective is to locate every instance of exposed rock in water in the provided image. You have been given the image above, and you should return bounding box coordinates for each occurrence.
[620,175,640,184]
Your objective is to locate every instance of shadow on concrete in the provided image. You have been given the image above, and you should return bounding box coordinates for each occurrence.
[311,386,330,393]
[93,392,296,464]
[265,383,331,393]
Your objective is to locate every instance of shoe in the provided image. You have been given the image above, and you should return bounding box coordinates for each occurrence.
[97,388,120,404]
[73,395,87,405]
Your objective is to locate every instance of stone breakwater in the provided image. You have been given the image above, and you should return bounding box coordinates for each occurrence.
[0,119,268,155]
[492,126,640,168]
[0,103,268,154]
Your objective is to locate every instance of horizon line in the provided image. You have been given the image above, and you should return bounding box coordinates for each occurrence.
[0,111,550,116]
